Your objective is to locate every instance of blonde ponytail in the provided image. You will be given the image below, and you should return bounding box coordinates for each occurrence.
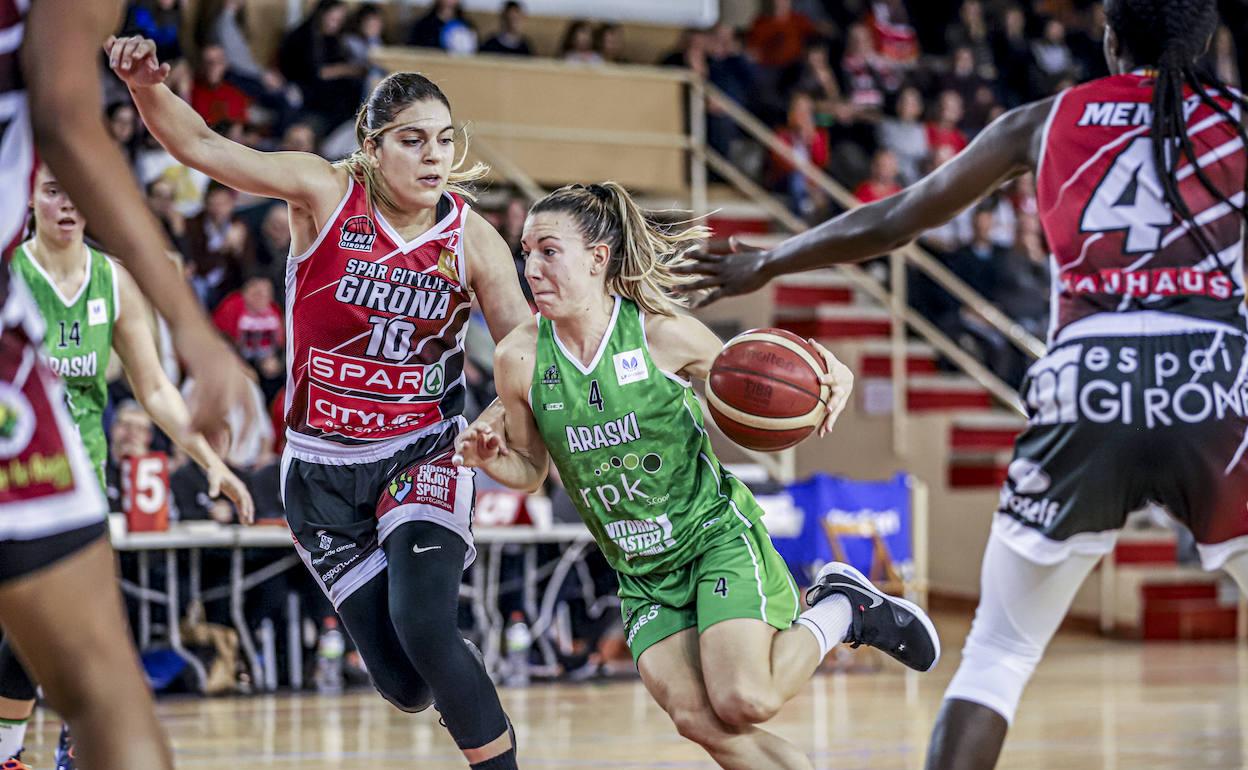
[531,182,710,316]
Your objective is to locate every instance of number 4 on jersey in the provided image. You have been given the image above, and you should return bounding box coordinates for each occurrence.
[588,379,605,412]
[713,577,729,598]
[1079,136,1174,253]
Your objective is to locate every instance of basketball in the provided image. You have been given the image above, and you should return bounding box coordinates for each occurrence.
[706,328,830,452]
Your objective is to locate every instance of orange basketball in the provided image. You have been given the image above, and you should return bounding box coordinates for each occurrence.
[706,328,830,452]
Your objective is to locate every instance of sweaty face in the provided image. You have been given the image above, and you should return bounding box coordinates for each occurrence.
[31,167,84,247]
[371,100,457,213]
[521,211,605,319]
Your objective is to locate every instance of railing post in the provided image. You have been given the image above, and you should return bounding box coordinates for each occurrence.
[688,76,708,216]
[890,251,909,457]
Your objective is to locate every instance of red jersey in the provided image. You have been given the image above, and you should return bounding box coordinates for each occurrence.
[283,178,474,463]
[212,290,283,362]
[1037,72,1247,343]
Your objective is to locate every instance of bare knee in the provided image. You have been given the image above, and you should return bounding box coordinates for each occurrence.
[668,703,730,749]
[708,685,783,727]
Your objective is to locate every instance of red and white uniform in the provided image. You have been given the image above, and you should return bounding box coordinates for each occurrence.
[283,178,474,465]
[1037,71,1247,345]
[0,0,108,541]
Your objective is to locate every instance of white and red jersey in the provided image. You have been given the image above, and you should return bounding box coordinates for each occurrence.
[0,0,34,306]
[283,178,474,464]
[1036,72,1247,344]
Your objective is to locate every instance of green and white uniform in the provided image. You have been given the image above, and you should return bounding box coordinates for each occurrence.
[530,297,799,660]
[10,242,117,486]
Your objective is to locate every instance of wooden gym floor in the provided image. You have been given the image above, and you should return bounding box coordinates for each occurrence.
[17,611,1248,769]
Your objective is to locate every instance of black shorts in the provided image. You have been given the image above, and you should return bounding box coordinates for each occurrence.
[995,329,1248,568]
[281,422,476,608]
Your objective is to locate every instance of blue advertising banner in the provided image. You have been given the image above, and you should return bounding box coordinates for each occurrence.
[765,473,913,586]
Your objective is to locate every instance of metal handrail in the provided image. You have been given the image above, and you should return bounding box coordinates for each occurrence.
[701,80,1047,362]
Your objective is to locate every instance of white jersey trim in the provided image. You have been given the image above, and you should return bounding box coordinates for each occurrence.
[283,414,466,466]
[375,192,458,255]
[289,177,355,265]
[990,513,1117,566]
[1035,87,1068,184]
[551,295,620,376]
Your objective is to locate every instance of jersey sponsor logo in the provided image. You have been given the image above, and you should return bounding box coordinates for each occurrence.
[309,348,443,399]
[386,462,456,511]
[343,258,456,291]
[48,351,97,379]
[613,349,648,385]
[541,365,561,389]
[87,298,108,326]
[603,514,676,559]
[1076,97,1199,128]
[1025,340,1248,429]
[1060,267,1235,300]
[0,383,34,460]
[311,530,358,566]
[544,402,564,411]
[334,274,452,320]
[306,382,442,441]
[436,232,462,284]
[626,603,661,648]
[339,215,377,252]
[565,411,641,454]
[999,459,1061,529]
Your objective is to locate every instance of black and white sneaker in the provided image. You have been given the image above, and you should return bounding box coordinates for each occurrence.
[806,562,940,672]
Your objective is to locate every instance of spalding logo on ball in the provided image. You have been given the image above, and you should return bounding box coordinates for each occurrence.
[706,328,830,452]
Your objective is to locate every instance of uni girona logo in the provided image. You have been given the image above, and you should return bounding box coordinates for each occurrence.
[339,215,377,252]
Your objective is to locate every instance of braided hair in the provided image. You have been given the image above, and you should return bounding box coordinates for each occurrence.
[1106,0,1248,258]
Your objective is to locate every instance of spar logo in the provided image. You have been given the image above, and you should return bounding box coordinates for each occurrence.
[339,215,377,252]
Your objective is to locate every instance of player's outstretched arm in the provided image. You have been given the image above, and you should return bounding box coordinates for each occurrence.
[112,266,256,524]
[465,210,535,343]
[106,35,342,213]
[676,98,1054,304]
[454,321,549,492]
[23,0,251,438]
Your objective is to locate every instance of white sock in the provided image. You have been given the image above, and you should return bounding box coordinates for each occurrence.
[0,717,28,759]
[795,594,852,659]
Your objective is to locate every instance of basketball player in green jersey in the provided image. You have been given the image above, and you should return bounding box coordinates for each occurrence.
[0,165,254,766]
[455,182,940,770]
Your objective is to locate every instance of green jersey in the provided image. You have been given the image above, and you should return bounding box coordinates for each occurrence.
[530,297,762,577]
[11,241,117,484]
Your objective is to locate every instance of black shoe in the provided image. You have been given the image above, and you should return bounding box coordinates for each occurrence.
[806,562,940,672]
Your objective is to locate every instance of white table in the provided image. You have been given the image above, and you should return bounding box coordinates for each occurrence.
[111,519,600,690]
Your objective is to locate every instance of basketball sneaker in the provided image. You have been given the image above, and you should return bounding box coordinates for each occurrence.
[1,753,30,770]
[805,562,941,672]
[53,724,75,770]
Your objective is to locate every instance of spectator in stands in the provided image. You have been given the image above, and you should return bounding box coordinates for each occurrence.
[190,44,251,127]
[877,85,928,185]
[992,5,1035,106]
[481,1,533,57]
[840,23,889,113]
[278,121,317,154]
[796,42,849,123]
[948,45,997,135]
[595,23,626,64]
[771,91,829,218]
[945,0,995,78]
[107,101,143,172]
[408,0,478,56]
[146,178,187,250]
[252,203,292,300]
[1031,18,1075,94]
[999,213,1051,340]
[185,181,253,308]
[123,0,184,65]
[213,274,284,401]
[660,27,707,72]
[868,0,919,68]
[853,148,902,204]
[202,0,262,79]
[278,0,364,134]
[747,0,816,74]
[926,89,968,157]
[705,23,756,162]
[1067,4,1110,81]
[561,19,601,64]
[344,4,387,95]
[104,400,157,512]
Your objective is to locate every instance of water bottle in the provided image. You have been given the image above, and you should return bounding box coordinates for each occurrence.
[503,611,531,687]
[315,616,345,695]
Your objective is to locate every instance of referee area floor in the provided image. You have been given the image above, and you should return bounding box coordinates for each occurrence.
[19,611,1248,769]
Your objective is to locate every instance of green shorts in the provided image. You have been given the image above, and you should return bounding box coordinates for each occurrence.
[618,522,800,662]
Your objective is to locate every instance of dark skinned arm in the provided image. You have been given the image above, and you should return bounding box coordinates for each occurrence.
[22,0,254,436]
[678,98,1056,304]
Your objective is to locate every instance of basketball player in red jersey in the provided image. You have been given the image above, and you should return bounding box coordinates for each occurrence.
[680,0,1248,767]
[109,35,532,769]
[0,1,254,768]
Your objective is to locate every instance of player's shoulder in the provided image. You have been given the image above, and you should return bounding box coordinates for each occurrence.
[641,307,703,346]
[495,315,540,365]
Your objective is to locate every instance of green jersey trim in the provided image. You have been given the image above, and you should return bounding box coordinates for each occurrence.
[549,295,621,376]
